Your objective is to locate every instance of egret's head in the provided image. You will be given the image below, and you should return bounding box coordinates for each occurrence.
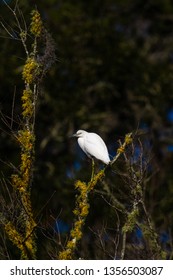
[72,130,87,138]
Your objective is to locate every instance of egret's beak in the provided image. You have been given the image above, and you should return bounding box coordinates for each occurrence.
[69,133,77,138]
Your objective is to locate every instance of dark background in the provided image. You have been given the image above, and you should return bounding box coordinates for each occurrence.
[0,0,173,259]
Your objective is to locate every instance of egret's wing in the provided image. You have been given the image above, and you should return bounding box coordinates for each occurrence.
[85,133,110,164]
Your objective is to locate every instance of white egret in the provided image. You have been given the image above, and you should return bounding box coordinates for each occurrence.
[72,130,110,165]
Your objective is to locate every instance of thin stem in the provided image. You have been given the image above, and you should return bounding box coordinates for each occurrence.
[121,232,126,259]
[91,158,95,181]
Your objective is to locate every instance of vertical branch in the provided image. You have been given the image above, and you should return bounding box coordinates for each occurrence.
[58,133,132,259]
[2,5,56,259]
[120,137,166,260]
[8,9,43,260]
[140,198,166,259]
[121,232,126,260]
[58,171,105,260]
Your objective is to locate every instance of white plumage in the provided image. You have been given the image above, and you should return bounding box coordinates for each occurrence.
[72,130,110,164]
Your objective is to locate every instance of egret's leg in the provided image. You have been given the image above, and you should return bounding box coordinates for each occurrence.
[91,158,95,181]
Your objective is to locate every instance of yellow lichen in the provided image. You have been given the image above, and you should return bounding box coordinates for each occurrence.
[66,240,76,249]
[125,133,133,145]
[122,207,139,233]
[11,174,25,191]
[74,220,83,228]
[59,250,72,260]
[22,58,40,84]
[73,208,80,215]
[89,169,105,190]
[80,204,89,217]
[5,7,48,260]
[17,129,35,151]
[21,89,33,118]
[30,10,43,37]
[75,180,87,190]
[71,228,82,240]
[58,165,107,259]
[5,222,27,257]
[25,237,37,256]
[117,146,125,154]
